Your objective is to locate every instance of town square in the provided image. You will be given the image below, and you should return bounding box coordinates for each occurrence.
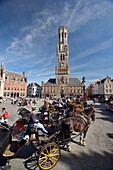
[0,0,113,170]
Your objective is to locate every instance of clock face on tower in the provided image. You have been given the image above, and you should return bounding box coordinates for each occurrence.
[60,63,64,67]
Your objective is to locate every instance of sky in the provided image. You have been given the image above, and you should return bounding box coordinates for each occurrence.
[0,0,113,87]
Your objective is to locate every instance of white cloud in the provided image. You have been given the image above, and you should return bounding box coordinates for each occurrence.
[67,0,113,32]
[71,37,113,62]
[1,0,113,86]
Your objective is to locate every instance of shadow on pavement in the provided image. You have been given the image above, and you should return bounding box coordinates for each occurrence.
[1,143,113,170]
[59,149,113,170]
[23,154,39,170]
[21,149,113,170]
[107,133,113,139]
[0,142,36,169]
[94,103,113,123]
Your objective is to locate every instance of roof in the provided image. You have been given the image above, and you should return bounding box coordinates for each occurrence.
[5,70,23,77]
[5,70,27,82]
[98,76,111,84]
[45,78,56,84]
[101,78,106,83]
[45,78,82,86]
[69,78,82,86]
[28,83,41,87]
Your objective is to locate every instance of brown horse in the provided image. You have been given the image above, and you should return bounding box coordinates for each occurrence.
[61,107,95,149]
[64,102,84,118]
[65,103,95,119]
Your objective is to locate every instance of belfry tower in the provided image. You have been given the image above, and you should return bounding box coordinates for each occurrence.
[56,26,70,84]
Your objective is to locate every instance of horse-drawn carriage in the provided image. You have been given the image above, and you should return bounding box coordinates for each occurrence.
[0,101,95,170]
[0,108,61,170]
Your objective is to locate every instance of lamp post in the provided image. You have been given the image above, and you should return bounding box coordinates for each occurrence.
[61,86,64,98]
[82,76,87,107]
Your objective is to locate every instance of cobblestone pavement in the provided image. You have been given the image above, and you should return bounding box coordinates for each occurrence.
[0,99,44,126]
[0,100,113,170]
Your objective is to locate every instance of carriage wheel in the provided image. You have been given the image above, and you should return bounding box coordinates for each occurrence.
[38,143,60,170]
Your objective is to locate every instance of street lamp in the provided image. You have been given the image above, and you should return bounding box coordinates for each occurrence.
[82,76,87,107]
[61,86,64,98]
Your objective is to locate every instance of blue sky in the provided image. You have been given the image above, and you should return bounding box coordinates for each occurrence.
[0,0,113,87]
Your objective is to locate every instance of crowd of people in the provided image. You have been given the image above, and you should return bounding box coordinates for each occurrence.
[0,96,92,142]
[10,98,37,106]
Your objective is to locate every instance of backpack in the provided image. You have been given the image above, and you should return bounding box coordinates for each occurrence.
[3,111,9,119]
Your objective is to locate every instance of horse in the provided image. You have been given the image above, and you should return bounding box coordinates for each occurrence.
[61,107,95,150]
[64,102,84,118]
[65,102,95,119]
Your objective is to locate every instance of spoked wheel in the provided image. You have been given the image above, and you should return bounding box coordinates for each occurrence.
[38,143,60,170]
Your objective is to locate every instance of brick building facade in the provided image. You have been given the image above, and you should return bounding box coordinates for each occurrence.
[0,63,27,98]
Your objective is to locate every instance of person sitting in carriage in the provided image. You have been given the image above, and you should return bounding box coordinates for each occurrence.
[21,106,49,141]
[29,106,48,133]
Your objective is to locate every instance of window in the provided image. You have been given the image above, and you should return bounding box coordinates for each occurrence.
[70,88,72,93]
[63,54,65,60]
[109,89,112,93]
[62,32,64,39]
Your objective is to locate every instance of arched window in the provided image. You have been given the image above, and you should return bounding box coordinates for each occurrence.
[62,32,64,39]
[63,54,65,60]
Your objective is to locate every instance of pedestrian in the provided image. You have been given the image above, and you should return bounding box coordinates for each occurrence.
[1,107,10,124]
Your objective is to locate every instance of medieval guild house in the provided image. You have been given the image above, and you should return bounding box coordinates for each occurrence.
[42,26,83,99]
[0,63,27,98]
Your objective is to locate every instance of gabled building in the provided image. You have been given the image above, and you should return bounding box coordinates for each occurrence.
[89,76,113,99]
[98,76,113,99]
[27,83,42,98]
[0,63,27,98]
[42,26,83,99]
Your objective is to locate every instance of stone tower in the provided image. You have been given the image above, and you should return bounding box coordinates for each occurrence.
[56,26,70,84]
